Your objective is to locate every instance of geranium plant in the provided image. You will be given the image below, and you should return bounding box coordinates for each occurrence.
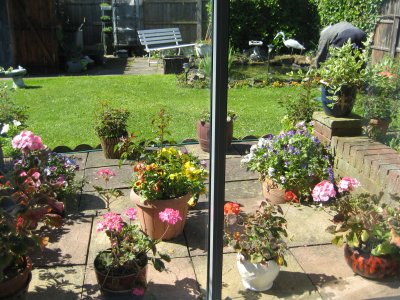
[95,207,176,294]
[241,123,332,200]
[224,201,288,266]
[312,177,400,259]
[11,131,82,209]
[93,168,123,210]
[132,147,208,201]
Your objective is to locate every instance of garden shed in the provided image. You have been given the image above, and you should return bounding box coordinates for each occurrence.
[2,0,59,71]
[371,0,400,64]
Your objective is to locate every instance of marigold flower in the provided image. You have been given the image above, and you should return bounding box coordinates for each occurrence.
[159,208,182,225]
[224,202,240,215]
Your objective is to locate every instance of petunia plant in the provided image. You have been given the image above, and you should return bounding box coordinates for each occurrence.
[241,122,332,201]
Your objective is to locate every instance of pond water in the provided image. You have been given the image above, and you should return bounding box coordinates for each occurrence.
[231,63,308,81]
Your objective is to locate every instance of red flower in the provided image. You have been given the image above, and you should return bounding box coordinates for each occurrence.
[284,191,299,203]
[224,202,240,215]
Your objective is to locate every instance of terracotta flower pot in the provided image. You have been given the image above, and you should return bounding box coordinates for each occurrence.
[94,251,148,294]
[344,244,400,279]
[0,256,32,299]
[99,135,126,159]
[236,253,280,291]
[130,189,190,240]
[196,120,233,153]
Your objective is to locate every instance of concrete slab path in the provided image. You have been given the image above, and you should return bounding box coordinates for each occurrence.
[27,144,400,299]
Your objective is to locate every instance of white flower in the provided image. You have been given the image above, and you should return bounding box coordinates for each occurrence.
[1,124,10,134]
[250,144,258,152]
[257,138,266,148]
[12,120,21,127]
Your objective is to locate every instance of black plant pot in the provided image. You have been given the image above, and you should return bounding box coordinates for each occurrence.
[321,86,357,118]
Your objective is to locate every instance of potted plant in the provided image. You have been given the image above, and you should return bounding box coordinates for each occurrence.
[224,201,288,291]
[196,109,237,152]
[312,177,400,279]
[94,102,130,159]
[361,57,400,141]
[130,147,208,240]
[11,131,82,212]
[0,146,65,299]
[94,207,173,295]
[317,41,368,117]
[241,122,332,203]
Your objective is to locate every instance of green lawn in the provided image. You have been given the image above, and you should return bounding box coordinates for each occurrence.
[13,75,304,149]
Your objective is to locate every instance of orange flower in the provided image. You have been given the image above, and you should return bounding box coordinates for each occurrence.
[233,231,241,241]
[284,191,299,203]
[224,202,240,215]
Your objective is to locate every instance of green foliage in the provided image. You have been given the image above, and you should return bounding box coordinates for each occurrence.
[329,191,400,258]
[314,0,383,33]
[103,26,112,34]
[388,133,400,153]
[361,56,400,120]
[0,82,28,157]
[224,201,288,266]
[100,15,111,22]
[151,108,173,146]
[199,109,237,123]
[94,102,130,138]
[317,41,367,102]
[280,69,320,129]
[229,0,320,54]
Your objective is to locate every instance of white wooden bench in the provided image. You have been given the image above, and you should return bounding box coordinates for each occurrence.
[137,28,195,66]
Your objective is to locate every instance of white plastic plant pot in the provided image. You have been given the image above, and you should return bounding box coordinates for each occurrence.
[236,253,280,291]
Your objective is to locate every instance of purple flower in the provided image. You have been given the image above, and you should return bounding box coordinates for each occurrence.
[327,167,334,183]
[280,176,286,184]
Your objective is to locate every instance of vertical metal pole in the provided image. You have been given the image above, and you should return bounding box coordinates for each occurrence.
[206,0,229,299]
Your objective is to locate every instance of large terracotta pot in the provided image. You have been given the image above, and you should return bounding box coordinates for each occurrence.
[0,256,32,299]
[344,244,400,279]
[130,189,190,240]
[321,86,357,117]
[94,251,148,294]
[196,121,233,153]
[236,253,280,291]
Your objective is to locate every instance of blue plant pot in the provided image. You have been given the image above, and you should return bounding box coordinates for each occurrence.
[321,86,357,117]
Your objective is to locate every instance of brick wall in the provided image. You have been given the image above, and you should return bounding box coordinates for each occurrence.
[313,112,400,201]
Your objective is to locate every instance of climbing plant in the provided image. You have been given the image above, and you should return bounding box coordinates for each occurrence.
[312,0,384,34]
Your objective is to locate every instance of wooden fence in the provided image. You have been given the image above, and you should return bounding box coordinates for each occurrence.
[371,0,400,64]
[59,0,208,49]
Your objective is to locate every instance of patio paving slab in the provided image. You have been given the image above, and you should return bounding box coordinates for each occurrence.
[290,244,400,300]
[28,265,85,300]
[83,164,133,192]
[192,252,321,299]
[30,217,92,267]
[82,257,201,299]
[185,144,241,160]
[85,151,130,169]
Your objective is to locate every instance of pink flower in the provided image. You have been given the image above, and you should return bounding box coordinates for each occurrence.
[97,212,123,232]
[312,180,336,202]
[31,171,41,181]
[159,208,182,225]
[19,171,27,177]
[132,288,145,296]
[96,168,116,181]
[125,208,137,220]
[12,131,45,151]
[337,177,360,193]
